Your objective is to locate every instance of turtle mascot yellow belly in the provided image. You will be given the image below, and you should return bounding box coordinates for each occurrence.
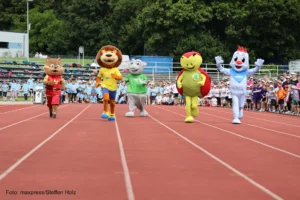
[176,51,211,123]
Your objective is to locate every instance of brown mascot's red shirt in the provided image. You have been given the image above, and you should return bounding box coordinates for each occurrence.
[45,75,62,96]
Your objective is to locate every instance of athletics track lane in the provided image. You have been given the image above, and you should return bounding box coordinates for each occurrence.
[0,105,50,128]
[202,107,300,135]
[115,105,274,200]
[0,104,82,174]
[160,106,300,155]
[0,104,127,200]
[0,105,36,113]
[199,107,300,154]
[150,105,300,200]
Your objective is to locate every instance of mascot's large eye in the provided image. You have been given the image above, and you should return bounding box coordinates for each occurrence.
[234,57,238,61]
[137,62,140,65]
[242,58,245,62]
[56,65,60,68]
[50,64,54,67]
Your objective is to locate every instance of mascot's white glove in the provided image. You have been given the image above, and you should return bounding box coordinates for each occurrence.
[215,56,224,66]
[139,79,147,85]
[255,59,264,68]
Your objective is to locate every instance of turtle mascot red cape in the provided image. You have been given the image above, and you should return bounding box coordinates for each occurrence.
[176,51,211,123]
[43,57,65,118]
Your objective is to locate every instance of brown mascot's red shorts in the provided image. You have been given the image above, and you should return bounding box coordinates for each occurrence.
[47,96,60,107]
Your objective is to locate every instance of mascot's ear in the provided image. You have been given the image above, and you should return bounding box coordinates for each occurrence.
[142,62,147,66]
[123,68,129,73]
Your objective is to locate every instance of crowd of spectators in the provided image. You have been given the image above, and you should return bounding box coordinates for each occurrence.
[0,72,299,116]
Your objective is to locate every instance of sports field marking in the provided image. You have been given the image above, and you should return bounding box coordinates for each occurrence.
[0,105,90,181]
[0,105,68,131]
[148,113,283,200]
[114,116,135,200]
[157,106,300,159]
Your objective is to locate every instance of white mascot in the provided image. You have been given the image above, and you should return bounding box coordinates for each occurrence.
[215,46,264,124]
[124,59,148,117]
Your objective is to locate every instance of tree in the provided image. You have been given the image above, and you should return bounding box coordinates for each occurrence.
[12,8,69,55]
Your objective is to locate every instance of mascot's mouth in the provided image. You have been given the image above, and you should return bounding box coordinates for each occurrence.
[131,69,138,72]
[52,70,58,72]
[104,59,115,63]
[235,65,242,69]
[186,65,195,70]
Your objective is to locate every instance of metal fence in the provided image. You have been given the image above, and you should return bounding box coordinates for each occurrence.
[141,62,287,82]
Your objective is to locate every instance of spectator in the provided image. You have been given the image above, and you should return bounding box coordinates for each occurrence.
[155,92,162,105]
[252,82,262,110]
[22,81,29,101]
[245,86,252,110]
[1,80,9,101]
[211,95,217,107]
[276,84,286,113]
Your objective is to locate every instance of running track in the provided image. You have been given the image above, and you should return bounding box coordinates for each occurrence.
[0,104,299,200]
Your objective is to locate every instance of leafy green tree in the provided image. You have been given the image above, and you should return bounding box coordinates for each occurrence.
[13,8,69,55]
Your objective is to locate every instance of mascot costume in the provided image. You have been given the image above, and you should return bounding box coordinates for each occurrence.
[95,45,123,121]
[123,59,148,117]
[176,51,211,123]
[43,57,65,118]
[215,46,264,124]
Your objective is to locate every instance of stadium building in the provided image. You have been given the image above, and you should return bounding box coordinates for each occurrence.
[0,31,28,58]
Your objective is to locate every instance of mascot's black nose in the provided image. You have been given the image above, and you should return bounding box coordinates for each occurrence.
[106,54,112,57]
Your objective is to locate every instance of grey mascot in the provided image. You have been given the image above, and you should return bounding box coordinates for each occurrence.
[124,59,148,117]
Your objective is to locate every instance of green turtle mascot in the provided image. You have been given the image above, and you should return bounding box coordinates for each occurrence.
[123,58,148,117]
[176,51,211,123]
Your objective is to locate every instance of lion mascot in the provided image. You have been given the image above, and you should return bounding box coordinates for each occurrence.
[95,45,123,121]
[43,57,65,118]
[215,46,264,124]
[176,51,211,123]
[123,58,148,117]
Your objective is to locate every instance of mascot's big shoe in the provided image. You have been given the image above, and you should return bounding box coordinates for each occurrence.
[43,57,65,118]
[95,45,123,121]
[176,51,211,123]
[215,46,264,124]
[123,59,148,117]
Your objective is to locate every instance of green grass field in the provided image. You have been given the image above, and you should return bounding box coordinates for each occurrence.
[0,57,95,66]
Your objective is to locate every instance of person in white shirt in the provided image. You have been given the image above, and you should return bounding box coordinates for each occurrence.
[211,96,218,107]
[155,92,162,105]
[170,81,179,105]
[1,80,9,101]
[27,75,35,100]
[162,94,169,105]
[206,86,213,106]
[10,79,17,101]
[225,84,232,108]
[163,82,171,95]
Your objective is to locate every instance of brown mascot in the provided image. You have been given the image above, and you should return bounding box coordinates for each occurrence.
[43,57,65,118]
[95,45,123,121]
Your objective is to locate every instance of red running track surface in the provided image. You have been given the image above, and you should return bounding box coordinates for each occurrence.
[0,104,299,200]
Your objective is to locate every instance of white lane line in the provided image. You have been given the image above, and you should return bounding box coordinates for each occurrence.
[0,105,69,131]
[0,105,37,114]
[114,116,135,200]
[204,108,300,128]
[157,106,300,159]
[0,105,90,181]
[148,113,283,200]
[200,108,300,139]
[206,107,300,122]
